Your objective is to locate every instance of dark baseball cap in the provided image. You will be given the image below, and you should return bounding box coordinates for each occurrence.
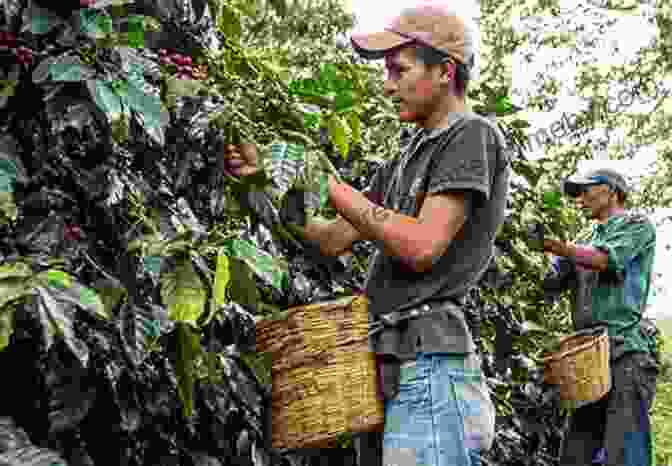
[562,168,630,197]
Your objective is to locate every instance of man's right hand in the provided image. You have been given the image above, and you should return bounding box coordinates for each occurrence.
[223,143,260,177]
[223,143,311,241]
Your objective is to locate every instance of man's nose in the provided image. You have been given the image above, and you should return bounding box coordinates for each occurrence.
[383,79,397,97]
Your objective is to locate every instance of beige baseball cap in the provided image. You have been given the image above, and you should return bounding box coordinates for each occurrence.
[350,3,477,75]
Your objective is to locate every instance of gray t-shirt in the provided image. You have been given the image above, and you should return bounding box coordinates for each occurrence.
[363,112,511,361]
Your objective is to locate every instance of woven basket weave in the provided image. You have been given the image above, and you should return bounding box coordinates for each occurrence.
[542,328,611,403]
[255,295,385,450]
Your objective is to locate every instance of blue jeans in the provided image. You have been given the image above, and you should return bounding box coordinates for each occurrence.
[369,352,495,466]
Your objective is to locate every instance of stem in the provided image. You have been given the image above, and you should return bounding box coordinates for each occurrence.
[315,149,343,184]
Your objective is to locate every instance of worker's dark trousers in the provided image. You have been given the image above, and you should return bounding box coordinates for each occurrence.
[559,351,658,466]
[353,431,383,466]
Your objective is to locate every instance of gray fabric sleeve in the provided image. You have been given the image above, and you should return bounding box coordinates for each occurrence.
[426,120,498,204]
[363,161,393,206]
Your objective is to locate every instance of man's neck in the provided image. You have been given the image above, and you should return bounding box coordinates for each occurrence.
[419,95,466,129]
[597,205,626,224]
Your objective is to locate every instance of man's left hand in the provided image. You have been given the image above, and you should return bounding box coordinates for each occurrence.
[544,238,571,257]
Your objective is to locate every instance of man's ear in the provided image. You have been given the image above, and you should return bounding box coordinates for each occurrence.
[439,62,456,85]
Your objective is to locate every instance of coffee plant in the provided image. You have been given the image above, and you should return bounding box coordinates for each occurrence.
[0,0,669,465]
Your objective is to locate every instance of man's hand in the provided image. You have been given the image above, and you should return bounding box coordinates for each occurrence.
[223,143,260,177]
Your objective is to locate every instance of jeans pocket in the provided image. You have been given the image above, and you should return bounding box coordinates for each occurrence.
[456,376,496,453]
[394,363,430,406]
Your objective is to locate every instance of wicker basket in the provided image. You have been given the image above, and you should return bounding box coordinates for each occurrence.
[542,327,611,403]
[255,295,385,450]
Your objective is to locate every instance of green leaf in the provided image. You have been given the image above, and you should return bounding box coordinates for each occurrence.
[0,262,32,281]
[348,112,361,146]
[0,79,17,101]
[110,112,131,144]
[226,258,259,313]
[240,351,272,387]
[131,233,165,255]
[49,56,95,82]
[213,251,230,307]
[278,131,313,149]
[76,285,110,320]
[302,112,321,130]
[143,256,164,276]
[118,303,164,366]
[208,0,219,23]
[319,63,339,93]
[163,239,192,257]
[0,192,16,224]
[27,1,65,34]
[46,270,71,290]
[34,286,91,367]
[140,16,161,32]
[334,91,355,113]
[513,160,542,188]
[0,305,16,352]
[269,0,287,17]
[318,171,329,210]
[218,2,242,42]
[87,79,123,118]
[289,79,321,98]
[266,140,306,197]
[32,56,58,83]
[125,78,165,129]
[165,77,206,109]
[79,9,113,38]
[174,322,202,418]
[297,94,335,108]
[510,118,531,129]
[328,114,349,160]
[0,277,32,310]
[0,159,17,193]
[205,346,221,385]
[494,95,515,115]
[126,15,145,48]
[225,239,288,291]
[35,270,110,321]
[160,258,207,326]
[543,191,563,209]
[93,279,126,318]
[520,321,547,334]
[236,169,274,192]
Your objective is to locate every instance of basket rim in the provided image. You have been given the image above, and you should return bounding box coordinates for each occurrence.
[255,295,368,324]
[542,332,609,364]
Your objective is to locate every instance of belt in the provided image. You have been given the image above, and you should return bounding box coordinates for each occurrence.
[368,299,463,338]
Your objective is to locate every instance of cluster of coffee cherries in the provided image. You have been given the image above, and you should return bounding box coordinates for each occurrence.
[64,224,83,242]
[0,32,34,66]
[157,49,208,80]
[79,0,96,6]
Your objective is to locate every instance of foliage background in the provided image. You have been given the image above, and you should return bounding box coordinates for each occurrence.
[0,0,671,464]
